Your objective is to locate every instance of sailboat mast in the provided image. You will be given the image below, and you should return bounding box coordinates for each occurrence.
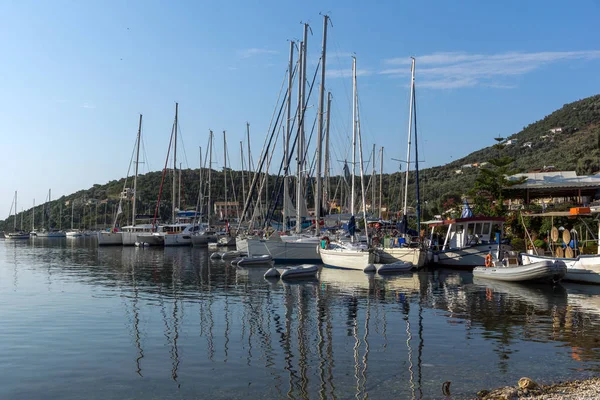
[223,131,228,220]
[14,191,17,231]
[132,114,142,227]
[283,40,294,229]
[402,58,416,218]
[71,200,75,230]
[379,146,384,219]
[295,32,306,234]
[172,103,178,222]
[324,91,332,213]
[351,56,357,215]
[49,188,51,229]
[32,199,35,232]
[315,14,328,236]
[355,60,369,243]
[208,130,213,224]
[178,163,182,211]
[240,141,246,218]
[371,144,376,217]
[412,64,421,236]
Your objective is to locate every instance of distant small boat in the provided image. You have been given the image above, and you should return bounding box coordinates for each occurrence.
[237,255,273,267]
[473,259,566,283]
[264,264,319,280]
[5,231,30,240]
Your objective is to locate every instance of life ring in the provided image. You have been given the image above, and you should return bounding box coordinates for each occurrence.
[485,253,493,267]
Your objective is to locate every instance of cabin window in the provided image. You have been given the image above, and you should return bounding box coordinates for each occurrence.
[475,223,483,235]
[456,224,463,233]
[482,223,490,235]
[467,224,474,235]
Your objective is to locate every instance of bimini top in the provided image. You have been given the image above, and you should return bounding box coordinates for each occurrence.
[426,216,505,227]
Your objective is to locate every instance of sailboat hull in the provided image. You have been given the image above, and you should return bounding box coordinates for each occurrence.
[246,239,321,264]
[376,247,426,268]
[319,247,374,271]
[97,231,123,246]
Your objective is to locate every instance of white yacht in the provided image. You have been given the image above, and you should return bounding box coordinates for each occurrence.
[319,240,374,271]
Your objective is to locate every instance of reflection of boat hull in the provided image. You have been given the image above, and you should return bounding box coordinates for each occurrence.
[247,239,321,263]
[97,231,123,246]
[319,247,374,271]
[472,278,568,309]
[473,260,566,283]
[434,244,511,268]
[376,247,426,268]
[521,253,600,284]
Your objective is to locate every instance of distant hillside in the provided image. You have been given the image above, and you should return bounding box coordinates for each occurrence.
[2,94,600,231]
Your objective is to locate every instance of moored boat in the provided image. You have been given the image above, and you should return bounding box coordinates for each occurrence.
[237,255,273,266]
[264,264,319,280]
[473,259,566,283]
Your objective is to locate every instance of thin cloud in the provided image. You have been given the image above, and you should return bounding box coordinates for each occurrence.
[81,103,96,109]
[380,50,600,89]
[239,48,279,59]
[326,68,371,79]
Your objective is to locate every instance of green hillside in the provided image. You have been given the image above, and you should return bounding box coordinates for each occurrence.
[2,94,600,232]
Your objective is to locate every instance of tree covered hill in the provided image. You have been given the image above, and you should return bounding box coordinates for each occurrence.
[2,94,600,232]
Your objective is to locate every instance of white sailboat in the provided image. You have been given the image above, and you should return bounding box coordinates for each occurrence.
[119,114,155,245]
[375,58,425,268]
[33,189,66,238]
[66,199,83,238]
[5,191,29,240]
[191,132,218,246]
[242,24,320,263]
[319,54,374,271]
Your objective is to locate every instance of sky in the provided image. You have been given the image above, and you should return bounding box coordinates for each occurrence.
[2,0,600,215]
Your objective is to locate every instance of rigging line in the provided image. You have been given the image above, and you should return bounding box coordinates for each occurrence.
[264,57,321,227]
[252,65,293,178]
[176,121,190,170]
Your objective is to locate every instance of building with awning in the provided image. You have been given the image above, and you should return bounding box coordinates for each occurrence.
[504,171,600,206]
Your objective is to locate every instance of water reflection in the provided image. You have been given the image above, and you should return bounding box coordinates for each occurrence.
[3,240,600,398]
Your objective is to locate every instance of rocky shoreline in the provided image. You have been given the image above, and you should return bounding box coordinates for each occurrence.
[476,377,600,399]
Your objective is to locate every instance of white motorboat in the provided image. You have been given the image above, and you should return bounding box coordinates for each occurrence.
[521,253,600,284]
[237,255,273,266]
[120,223,154,246]
[427,214,510,268]
[473,259,567,283]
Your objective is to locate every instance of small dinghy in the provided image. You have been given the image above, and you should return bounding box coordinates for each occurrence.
[375,261,413,274]
[237,255,273,266]
[221,250,246,259]
[473,259,567,283]
[264,264,319,280]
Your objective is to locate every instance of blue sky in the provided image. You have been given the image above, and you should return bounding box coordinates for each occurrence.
[2,0,600,215]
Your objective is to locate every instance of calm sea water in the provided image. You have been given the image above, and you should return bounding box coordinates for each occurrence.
[1,238,600,399]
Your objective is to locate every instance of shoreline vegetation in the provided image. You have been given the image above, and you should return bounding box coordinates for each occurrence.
[475,376,600,399]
